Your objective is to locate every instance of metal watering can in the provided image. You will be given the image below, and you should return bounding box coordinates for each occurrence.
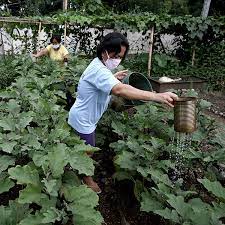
[174,97,197,133]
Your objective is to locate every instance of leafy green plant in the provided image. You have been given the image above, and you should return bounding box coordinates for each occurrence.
[0,56,103,225]
[106,96,225,224]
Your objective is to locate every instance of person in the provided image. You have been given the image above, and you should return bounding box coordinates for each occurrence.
[33,34,69,64]
[68,32,178,193]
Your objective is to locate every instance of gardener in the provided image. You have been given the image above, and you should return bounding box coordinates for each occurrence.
[68,32,178,193]
[33,34,69,64]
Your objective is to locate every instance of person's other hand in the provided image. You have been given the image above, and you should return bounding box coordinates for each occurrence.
[114,70,128,81]
[155,92,178,107]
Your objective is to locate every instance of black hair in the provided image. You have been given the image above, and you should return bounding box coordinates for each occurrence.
[97,32,129,61]
[50,34,62,44]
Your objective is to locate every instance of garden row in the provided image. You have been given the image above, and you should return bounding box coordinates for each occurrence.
[0,56,225,224]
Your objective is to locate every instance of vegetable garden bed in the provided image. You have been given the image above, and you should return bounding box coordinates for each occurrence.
[0,56,225,225]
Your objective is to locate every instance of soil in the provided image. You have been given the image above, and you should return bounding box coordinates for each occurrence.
[93,149,163,225]
[199,91,225,124]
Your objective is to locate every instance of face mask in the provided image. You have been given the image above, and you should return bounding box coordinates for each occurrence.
[52,44,60,50]
[104,51,121,70]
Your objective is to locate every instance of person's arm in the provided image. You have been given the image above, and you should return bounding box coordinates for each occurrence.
[111,83,178,107]
[64,54,69,60]
[63,54,69,66]
[33,48,48,58]
[61,45,69,64]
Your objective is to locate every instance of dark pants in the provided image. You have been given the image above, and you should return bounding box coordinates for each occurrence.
[77,130,96,147]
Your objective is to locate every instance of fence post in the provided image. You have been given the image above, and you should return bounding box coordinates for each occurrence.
[148,26,154,78]
[64,22,67,47]
[37,22,42,51]
[63,0,68,47]
[0,31,5,57]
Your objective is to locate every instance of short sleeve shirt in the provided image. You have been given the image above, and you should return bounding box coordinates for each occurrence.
[46,44,69,61]
[68,57,120,134]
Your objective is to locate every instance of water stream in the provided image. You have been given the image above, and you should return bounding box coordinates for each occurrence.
[170,132,193,181]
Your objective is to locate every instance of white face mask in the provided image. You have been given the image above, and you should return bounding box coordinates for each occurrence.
[104,51,121,70]
[52,44,60,50]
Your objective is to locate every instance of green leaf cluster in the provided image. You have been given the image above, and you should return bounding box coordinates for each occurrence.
[0,56,103,224]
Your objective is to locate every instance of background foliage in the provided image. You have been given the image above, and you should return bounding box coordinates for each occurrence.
[0,0,225,16]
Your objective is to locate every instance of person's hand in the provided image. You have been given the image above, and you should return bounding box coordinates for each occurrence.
[155,92,178,107]
[114,70,128,81]
[32,53,37,58]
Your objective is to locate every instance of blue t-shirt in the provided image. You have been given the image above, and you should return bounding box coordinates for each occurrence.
[68,57,120,134]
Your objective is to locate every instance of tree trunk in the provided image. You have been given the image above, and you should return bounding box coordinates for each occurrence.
[201,0,212,18]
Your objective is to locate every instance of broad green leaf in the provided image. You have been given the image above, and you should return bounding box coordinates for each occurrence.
[0,141,17,153]
[18,184,43,204]
[190,212,211,225]
[111,120,126,136]
[0,90,17,99]
[69,151,95,176]
[198,99,212,110]
[140,191,164,212]
[32,152,48,167]
[134,180,144,201]
[48,128,70,142]
[42,208,62,223]
[62,170,81,188]
[150,169,173,187]
[0,201,29,225]
[187,198,212,225]
[212,127,225,147]
[188,198,210,212]
[19,207,62,225]
[112,171,133,181]
[48,144,68,178]
[7,99,21,115]
[73,144,99,153]
[150,137,165,149]
[65,186,103,224]
[166,194,192,219]
[114,151,138,170]
[137,166,152,178]
[42,178,59,197]
[64,185,99,208]
[198,178,225,200]
[154,208,180,223]
[38,196,58,211]
[0,155,15,173]
[19,213,46,225]
[17,112,34,129]
[72,206,104,225]
[0,118,16,131]
[0,173,14,194]
[6,132,22,141]
[8,165,40,186]
[212,202,225,220]
[22,134,41,150]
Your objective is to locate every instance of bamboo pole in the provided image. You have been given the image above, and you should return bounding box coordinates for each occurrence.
[64,22,67,47]
[38,21,42,33]
[0,17,110,29]
[0,31,5,57]
[63,0,68,11]
[191,45,196,66]
[37,22,42,51]
[148,26,154,78]
[63,0,68,47]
